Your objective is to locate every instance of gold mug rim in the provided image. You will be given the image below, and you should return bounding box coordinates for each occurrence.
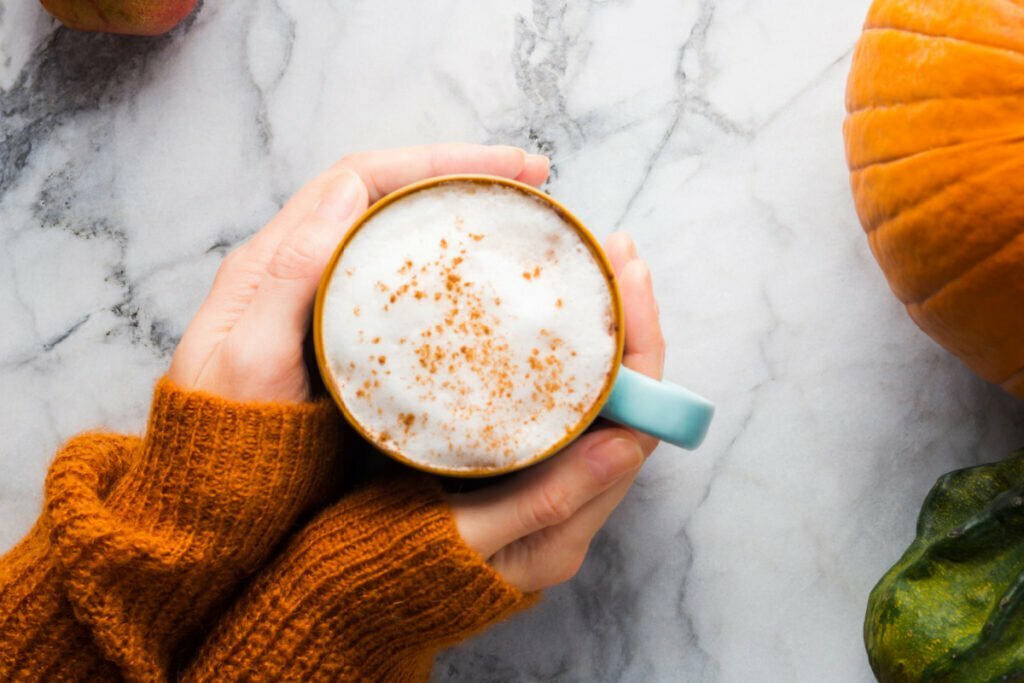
[312,173,626,478]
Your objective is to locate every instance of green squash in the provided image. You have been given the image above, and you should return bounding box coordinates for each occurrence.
[866,449,1024,682]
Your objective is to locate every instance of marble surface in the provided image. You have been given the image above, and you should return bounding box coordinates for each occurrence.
[2,0,1023,680]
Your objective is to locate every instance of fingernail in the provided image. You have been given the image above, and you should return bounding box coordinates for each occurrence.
[314,170,363,222]
[626,259,651,286]
[526,153,550,169]
[585,437,643,484]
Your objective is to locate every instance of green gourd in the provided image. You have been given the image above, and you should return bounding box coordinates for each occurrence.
[866,450,1024,681]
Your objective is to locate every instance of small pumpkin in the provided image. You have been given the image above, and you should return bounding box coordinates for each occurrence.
[866,450,1024,681]
[843,0,1024,398]
[39,0,197,35]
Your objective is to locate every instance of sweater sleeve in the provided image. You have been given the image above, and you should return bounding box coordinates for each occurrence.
[0,377,342,682]
[182,476,539,683]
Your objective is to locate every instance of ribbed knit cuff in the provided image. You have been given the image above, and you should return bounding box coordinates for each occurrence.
[184,476,537,683]
[43,377,343,682]
[104,377,341,567]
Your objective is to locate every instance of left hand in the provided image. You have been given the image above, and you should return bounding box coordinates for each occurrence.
[169,144,550,403]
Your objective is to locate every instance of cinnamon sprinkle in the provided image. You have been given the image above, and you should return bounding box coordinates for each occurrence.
[350,226,591,458]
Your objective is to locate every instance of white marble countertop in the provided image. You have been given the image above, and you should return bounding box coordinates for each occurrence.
[2,1,1023,680]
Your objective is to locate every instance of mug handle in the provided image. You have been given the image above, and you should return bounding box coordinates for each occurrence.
[599,366,714,450]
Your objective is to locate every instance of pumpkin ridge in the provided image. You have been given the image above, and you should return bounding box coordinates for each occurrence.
[862,24,1024,61]
[847,3,1024,398]
[849,132,1024,174]
[846,94,1024,118]
[1002,364,1024,391]
[857,141,1024,234]
[85,0,111,29]
[905,226,1024,308]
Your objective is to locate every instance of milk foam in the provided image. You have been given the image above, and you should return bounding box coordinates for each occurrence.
[321,181,617,472]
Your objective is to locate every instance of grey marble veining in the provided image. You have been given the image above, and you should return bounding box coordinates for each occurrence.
[2,1,1023,681]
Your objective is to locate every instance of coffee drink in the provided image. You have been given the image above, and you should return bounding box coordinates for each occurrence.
[319,179,618,474]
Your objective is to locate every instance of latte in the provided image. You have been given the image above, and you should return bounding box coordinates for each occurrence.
[319,179,618,473]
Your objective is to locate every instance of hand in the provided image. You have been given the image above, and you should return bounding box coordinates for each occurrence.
[450,233,666,592]
[169,144,551,403]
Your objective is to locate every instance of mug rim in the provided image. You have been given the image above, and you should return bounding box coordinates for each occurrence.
[312,173,626,477]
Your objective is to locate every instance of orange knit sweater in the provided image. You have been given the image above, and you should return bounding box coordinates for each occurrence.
[0,378,534,682]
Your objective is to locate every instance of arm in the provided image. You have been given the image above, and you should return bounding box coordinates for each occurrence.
[0,386,339,682]
[180,233,666,682]
[0,144,550,683]
[183,476,535,683]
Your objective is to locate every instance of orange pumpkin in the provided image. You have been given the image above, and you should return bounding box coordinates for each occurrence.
[844,0,1024,398]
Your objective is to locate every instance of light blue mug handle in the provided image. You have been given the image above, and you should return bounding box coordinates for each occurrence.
[599,366,714,449]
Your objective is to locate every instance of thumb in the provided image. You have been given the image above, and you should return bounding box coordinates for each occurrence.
[450,430,643,560]
[239,169,369,340]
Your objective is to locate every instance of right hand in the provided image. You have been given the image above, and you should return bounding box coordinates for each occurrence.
[450,233,667,592]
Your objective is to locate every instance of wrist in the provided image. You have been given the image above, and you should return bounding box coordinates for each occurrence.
[184,475,538,682]
[64,376,344,568]
[39,377,345,680]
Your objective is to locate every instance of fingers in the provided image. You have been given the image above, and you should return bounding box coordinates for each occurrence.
[496,237,667,589]
[173,144,550,394]
[619,259,666,380]
[605,232,665,380]
[210,144,548,324]
[197,145,548,334]
[174,165,359,365]
[337,143,549,200]
[517,153,551,187]
[604,233,667,456]
[233,145,546,266]
[452,429,643,560]
[475,431,646,592]
[232,145,551,344]
[483,428,646,592]
[452,233,668,592]
[604,231,638,275]
[492,463,640,592]
[239,166,358,268]
[236,169,369,341]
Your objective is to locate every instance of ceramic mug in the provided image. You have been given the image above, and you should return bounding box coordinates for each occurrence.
[313,175,714,476]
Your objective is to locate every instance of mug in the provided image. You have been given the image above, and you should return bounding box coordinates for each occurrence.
[313,175,714,476]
